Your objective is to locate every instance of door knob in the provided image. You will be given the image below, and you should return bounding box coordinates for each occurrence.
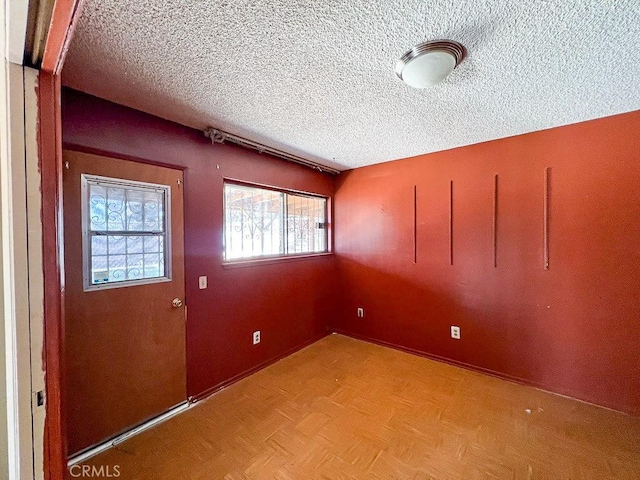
[172,298,183,308]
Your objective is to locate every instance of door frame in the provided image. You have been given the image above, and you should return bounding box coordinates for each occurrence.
[39,70,66,480]
[38,2,87,478]
[2,1,92,478]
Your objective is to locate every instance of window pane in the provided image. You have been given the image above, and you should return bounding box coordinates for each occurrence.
[108,254,127,282]
[143,191,164,231]
[287,194,327,254]
[224,184,285,260]
[108,235,126,255]
[126,254,144,280]
[125,189,144,230]
[223,182,328,260]
[144,253,162,277]
[89,184,107,230]
[143,236,160,253]
[91,236,107,256]
[90,233,167,285]
[89,181,165,232]
[127,235,143,254]
[91,255,109,284]
[106,186,126,231]
[85,175,170,288]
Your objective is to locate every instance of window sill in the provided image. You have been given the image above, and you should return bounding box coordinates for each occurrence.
[222,252,333,269]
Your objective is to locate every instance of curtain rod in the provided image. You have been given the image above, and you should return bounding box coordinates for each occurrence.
[203,127,340,175]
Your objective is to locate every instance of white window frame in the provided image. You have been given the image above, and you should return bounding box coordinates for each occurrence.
[81,174,172,291]
[223,181,329,262]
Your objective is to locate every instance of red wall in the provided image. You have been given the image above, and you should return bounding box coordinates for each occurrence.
[61,89,336,399]
[62,88,640,416]
[333,110,640,416]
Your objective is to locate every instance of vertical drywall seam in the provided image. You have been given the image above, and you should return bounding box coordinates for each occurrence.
[413,185,417,264]
[449,180,453,265]
[544,167,550,270]
[492,174,498,268]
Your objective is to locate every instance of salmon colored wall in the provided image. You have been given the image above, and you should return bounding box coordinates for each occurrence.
[61,89,335,399]
[333,110,640,416]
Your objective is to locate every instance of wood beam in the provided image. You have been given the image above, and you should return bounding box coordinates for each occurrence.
[41,0,84,74]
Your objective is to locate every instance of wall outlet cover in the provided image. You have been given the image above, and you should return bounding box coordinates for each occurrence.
[451,326,461,340]
[253,331,261,345]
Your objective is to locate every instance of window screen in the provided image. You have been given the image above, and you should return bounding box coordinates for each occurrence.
[224,182,328,260]
[83,175,170,289]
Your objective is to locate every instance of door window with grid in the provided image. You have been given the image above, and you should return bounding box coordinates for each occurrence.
[224,182,328,260]
[82,175,171,290]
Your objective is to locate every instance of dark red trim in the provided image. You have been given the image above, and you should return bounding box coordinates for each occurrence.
[190,333,328,403]
[39,72,67,479]
[41,0,85,74]
[224,177,330,199]
[62,143,188,171]
[222,253,333,269]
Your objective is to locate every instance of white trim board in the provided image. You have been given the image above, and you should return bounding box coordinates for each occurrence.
[25,67,44,480]
[2,3,44,479]
[1,26,45,480]
[2,61,36,480]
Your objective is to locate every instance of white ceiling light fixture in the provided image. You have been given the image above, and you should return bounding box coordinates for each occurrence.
[396,40,465,88]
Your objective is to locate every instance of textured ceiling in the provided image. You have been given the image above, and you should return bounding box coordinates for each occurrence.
[63,1,640,171]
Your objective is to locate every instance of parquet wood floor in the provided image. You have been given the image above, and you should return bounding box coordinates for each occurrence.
[77,334,640,479]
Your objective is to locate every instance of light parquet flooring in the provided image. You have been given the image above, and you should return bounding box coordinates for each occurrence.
[78,334,640,479]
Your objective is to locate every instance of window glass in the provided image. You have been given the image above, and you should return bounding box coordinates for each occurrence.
[224,184,285,260]
[224,183,327,260]
[287,194,327,254]
[84,175,169,288]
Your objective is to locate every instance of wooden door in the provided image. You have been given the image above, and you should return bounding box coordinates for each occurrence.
[63,150,187,455]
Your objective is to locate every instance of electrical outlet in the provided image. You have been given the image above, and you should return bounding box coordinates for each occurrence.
[198,276,207,289]
[451,326,461,340]
[253,331,261,345]
[357,307,364,318]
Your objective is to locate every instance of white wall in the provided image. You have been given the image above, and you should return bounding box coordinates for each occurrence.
[1,62,45,480]
[2,1,44,478]
[1,1,12,474]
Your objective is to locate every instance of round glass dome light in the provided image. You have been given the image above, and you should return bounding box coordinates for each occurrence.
[396,40,465,88]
